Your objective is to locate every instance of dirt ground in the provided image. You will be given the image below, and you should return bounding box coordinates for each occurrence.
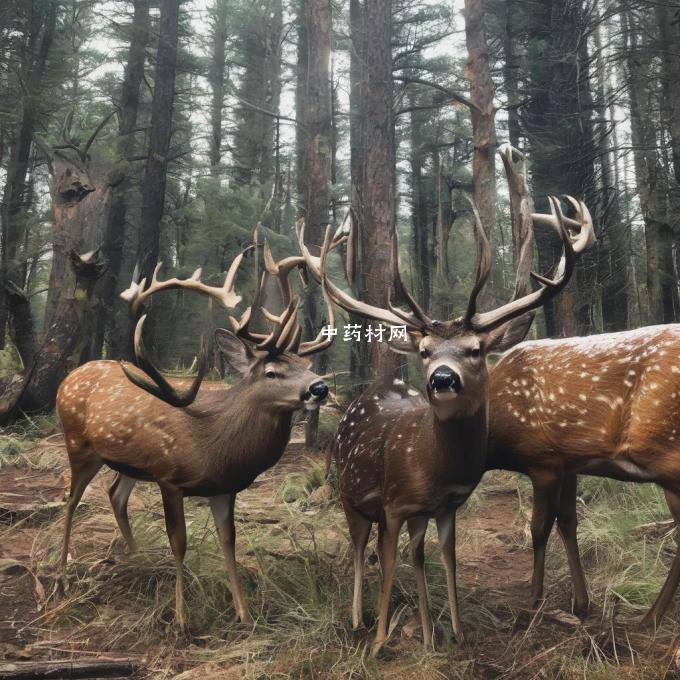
[1,424,679,679]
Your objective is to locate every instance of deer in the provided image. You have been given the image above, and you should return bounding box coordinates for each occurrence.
[299,175,595,652]
[55,234,337,629]
[486,323,680,626]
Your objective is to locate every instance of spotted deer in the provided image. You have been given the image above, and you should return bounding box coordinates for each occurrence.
[56,237,336,628]
[487,323,680,625]
[300,189,595,652]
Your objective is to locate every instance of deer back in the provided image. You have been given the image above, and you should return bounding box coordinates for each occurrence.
[488,324,680,483]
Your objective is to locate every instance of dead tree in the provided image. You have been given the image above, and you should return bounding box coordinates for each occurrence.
[0,114,115,422]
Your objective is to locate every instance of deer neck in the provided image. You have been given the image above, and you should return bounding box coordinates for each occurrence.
[196,382,294,482]
[425,396,489,485]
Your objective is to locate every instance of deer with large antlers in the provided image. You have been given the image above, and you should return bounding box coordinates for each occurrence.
[56,236,336,628]
[300,158,595,652]
[487,323,680,626]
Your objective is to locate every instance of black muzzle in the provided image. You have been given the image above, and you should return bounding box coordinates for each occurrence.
[429,366,461,393]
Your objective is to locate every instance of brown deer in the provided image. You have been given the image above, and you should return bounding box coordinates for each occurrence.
[487,323,680,626]
[56,236,336,628]
[300,191,594,652]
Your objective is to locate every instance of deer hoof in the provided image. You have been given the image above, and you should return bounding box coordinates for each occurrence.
[573,600,590,619]
[370,638,386,658]
[237,611,253,625]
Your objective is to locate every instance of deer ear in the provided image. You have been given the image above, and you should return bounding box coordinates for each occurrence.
[484,313,535,355]
[387,330,423,355]
[215,328,256,375]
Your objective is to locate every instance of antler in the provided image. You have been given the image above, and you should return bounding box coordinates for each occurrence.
[298,211,426,332]
[229,227,337,356]
[121,249,249,315]
[464,195,594,332]
[120,249,250,406]
[297,226,336,356]
[305,150,594,337]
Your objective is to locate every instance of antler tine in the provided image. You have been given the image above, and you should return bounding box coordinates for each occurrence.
[248,294,299,351]
[298,225,337,356]
[531,196,595,253]
[499,144,534,299]
[121,315,207,407]
[390,228,432,327]
[262,239,305,308]
[119,248,251,408]
[298,211,424,332]
[229,227,267,344]
[120,247,251,316]
[296,217,348,283]
[463,202,492,325]
[468,195,594,333]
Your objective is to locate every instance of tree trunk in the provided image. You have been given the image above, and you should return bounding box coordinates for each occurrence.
[209,0,229,175]
[501,0,521,148]
[302,0,332,445]
[409,103,430,311]
[594,13,628,331]
[348,0,368,386]
[655,3,680,188]
[523,0,596,336]
[98,0,150,360]
[1,145,110,420]
[136,0,181,284]
[624,8,674,325]
[359,0,397,379]
[464,0,496,237]
[0,1,56,363]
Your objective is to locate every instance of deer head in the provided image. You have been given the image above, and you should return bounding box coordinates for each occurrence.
[119,228,337,413]
[300,194,594,420]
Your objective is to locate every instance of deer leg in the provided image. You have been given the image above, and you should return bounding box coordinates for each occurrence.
[372,515,402,656]
[344,503,372,630]
[436,512,464,644]
[59,456,103,585]
[529,472,561,608]
[640,487,680,626]
[108,474,138,553]
[159,484,187,630]
[407,516,433,648]
[555,474,589,614]
[210,493,251,625]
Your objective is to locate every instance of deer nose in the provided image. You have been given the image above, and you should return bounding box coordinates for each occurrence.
[308,381,329,400]
[430,366,461,392]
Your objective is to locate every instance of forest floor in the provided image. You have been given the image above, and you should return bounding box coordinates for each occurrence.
[1,414,680,679]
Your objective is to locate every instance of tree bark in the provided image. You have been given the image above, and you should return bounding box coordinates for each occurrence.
[655,3,680,188]
[464,0,496,237]
[0,0,56,362]
[409,102,430,311]
[98,0,150,360]
[347,0,368,385]
[359,0,397,378]
[501,0,521,148]
[208,0,229,175]
[624,7,675,325]
[136,0,181,284]
[594,13,628,331]
[301,0,332,445]
[523,0,597,336]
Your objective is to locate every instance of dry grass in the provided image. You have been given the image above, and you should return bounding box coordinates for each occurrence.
[1,430,680,678]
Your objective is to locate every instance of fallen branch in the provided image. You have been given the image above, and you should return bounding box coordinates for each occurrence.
[0,659,137,679]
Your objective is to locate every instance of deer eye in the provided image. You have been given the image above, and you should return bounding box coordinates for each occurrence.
[467,347,481,358]
[265,369,278,379]
[419,348,429,359]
